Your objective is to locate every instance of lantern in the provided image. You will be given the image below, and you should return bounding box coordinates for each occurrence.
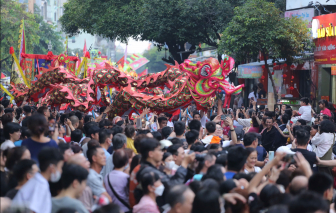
[283,74,287,78]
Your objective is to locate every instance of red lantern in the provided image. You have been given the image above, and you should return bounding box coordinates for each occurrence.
[98,51,101,55]
[272,72,274,75]
[9,46,14,55]
[290,86,294,91]
[261,76,265,80]
[290,65,295,69]
[283,64,288,67]
[291,76,294,80]
[261,65,265,69]
[273,63,277,66]
[283,74,287,78]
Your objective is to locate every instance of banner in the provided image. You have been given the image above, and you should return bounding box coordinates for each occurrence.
[36,59,52,74]
[10,60,24,85]
[138,68,148,77]
[22,58,34,86]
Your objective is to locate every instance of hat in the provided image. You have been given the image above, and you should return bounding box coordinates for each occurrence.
[160,139,173,150]
[88,126,100,136]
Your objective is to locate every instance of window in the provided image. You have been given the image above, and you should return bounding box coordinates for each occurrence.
[54,12,56,21]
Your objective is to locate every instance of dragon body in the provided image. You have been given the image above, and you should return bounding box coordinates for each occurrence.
[11,57,244,117]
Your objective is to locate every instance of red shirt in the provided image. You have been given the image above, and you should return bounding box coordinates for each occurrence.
[320,108,332,117]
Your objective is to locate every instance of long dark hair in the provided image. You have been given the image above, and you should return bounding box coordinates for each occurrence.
[253,85,258,98]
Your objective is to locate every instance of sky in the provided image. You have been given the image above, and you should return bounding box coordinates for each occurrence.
[116,38,151,54]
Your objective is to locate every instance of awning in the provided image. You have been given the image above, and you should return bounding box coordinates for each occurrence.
[237,59,286,78]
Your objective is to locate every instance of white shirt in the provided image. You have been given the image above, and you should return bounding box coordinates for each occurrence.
[297,105,312,122]
[167,121,174,128]
[201,115,210,128]
[311,132,335,159]
[237,118,252,128]
[244,166,261,174]
[0,140,15,150]
[248,92,258,102]
[12,173,51,213]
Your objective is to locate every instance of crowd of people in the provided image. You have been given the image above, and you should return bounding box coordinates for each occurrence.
[0,96,336,213]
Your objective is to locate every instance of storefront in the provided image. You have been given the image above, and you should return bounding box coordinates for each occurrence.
[312,13,336,106]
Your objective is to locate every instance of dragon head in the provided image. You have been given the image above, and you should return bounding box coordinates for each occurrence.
[179,57,243,108]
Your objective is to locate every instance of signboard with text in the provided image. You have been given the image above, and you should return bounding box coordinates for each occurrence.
[332,66,336,75]
[312,13,336,64]
[286,0,336,10]
[237,65,263,78]
[285,8,314,27]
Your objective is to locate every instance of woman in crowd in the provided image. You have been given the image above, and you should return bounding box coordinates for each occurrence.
[133,172,163,213]
[319,100,332,117]
[5,146,31,171]
[244,147,261,174]
[311,119,336,175]
[161,152,174,176]
[21,113,58,163]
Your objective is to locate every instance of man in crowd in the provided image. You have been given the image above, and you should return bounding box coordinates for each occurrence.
[99,129,113,159]
[37,106,50,121]
[166,185,195,213]
[12,147,64,213]
[167,143,186,174]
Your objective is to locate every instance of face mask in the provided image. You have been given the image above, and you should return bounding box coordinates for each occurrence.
[165,161,175,170]
[154,184,165,196]
[50,170,61,182]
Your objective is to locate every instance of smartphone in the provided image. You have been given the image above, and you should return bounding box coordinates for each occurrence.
[136,118,142,129]
[101,113,107,120]
[269,151,274,162]
[221,114,232,120]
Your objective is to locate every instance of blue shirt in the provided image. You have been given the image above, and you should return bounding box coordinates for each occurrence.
[22,138,58,164]
[256,146,267,161]
[103,148,111,159]
[14,140,22,146]
[225,171,236,180]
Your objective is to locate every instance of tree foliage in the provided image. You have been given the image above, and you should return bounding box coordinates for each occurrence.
[0,0,39,75]
[218,0,311,100]
[60,0,246,64]
[143,47,168,73]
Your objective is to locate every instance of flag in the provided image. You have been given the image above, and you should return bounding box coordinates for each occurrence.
[0,73,5,79]
[83,39,87,55]
[138,68,148,77]
[19,19,26,69]
[169,109,181,122]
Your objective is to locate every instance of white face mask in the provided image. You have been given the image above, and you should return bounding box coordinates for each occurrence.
[165,161,175,170]
[50,170,61,182]
[154,184,165,196]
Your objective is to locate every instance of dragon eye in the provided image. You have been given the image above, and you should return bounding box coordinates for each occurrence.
[200,65,210,77]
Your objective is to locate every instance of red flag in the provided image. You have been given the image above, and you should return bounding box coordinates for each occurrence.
[83,39,87,55]
[169,109,181,121]
[138,68,148,77]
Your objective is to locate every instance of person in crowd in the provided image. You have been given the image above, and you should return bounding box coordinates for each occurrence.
[167,144,185,175]
[59,142,74,162]
[12,147,64,213]
[261,117,280,152]
[169,121,186,143]
[308,172,334,203]
[67,154,93,212]
[14,126,31,146]
[202,121,221,145]
[136,138,195,207]
[69,115,80,130]
[101,133,127,178]
[5,159,39,199]
[161,126,172,140]
[71,129,83,143]
[133,172,163,213]
[5,146,31,171]
[37,106,50,121]
[99,129,113,159]
[288,191,329,213]
[192,153,216,181]
[248,85,258,107]
[52,164,89,213]
[86,145,111,201]
[290,129,316,169]
[191,188,223,213]
[104,149,131,213]
[185,130,199,151]
[244,147,261,173]
[125,125,137,154]
[225,146,247,179]
[1,122,21,150]
[82,125,100,157]
[257,83,266,98]
[1,112,14,128]
[22,105,32,117]
[166,185,195,213]
[292,97,312,124]
[92,203,122,213]
[161,152,174,175]
[311,120,335,174]
[319,100,332,117]
[157,117,168,132]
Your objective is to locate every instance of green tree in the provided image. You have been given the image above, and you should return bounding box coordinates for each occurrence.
[60,0,246,64]
[218,0,311,101]
[142,47,168,73]
[33,6,64,55]
[0,0,39,75]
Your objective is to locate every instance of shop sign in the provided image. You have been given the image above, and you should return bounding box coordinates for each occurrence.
[285,8,314,27]
[237,65,263,78]
[332,66,336,75]
[312,13,336,64]
[280,99,301,105]
[286,0,336,11]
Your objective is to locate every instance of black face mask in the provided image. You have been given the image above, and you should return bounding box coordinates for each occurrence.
[116,120,124,126]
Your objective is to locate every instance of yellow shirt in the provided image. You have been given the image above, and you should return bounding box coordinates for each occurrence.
[126,137,137,154]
